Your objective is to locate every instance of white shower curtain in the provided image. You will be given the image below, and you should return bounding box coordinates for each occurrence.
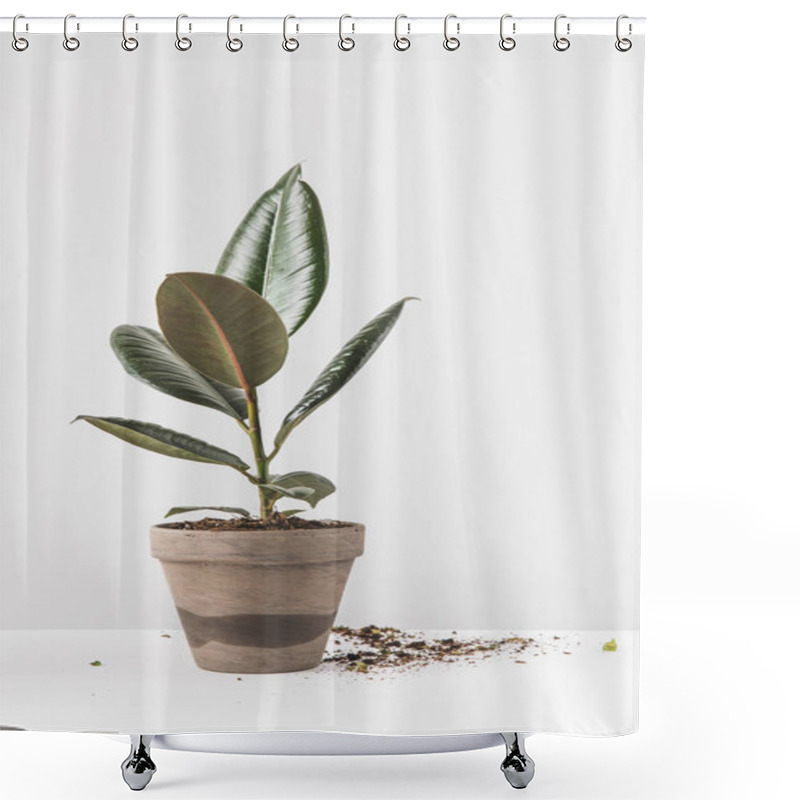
[1,30,643,735]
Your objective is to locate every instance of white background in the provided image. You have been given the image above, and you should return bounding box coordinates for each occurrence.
[1,1,798,799]
[0,21,642,637]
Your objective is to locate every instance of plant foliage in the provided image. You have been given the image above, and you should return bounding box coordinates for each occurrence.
[75,164,415,520]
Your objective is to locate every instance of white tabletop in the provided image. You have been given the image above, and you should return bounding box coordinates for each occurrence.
[0,628,636,736]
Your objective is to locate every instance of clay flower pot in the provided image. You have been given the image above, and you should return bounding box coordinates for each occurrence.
[150,523,365,674]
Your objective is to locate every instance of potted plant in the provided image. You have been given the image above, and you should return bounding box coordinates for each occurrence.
[74,165,415,673]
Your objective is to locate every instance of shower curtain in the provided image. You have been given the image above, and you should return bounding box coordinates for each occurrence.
[0,27,644,736]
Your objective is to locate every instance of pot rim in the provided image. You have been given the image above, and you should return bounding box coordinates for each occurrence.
[150,520,364,533]
[150,521,365,565]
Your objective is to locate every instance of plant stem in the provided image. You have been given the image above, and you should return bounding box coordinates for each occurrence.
[264,442,282,463]
[244,387,270,518]
[236,467,262,485]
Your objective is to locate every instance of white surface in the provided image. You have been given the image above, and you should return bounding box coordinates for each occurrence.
[1,600,798,799]
[0,629,634,735]
[1,0,642,739]
[102,731,505,755]
[1,0,799,797]
[0,23,642,638]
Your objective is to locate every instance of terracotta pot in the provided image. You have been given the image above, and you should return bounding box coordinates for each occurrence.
[150,523,365,674]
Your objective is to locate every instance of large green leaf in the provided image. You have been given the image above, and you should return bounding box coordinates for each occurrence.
[263,483,315,500]
[110,325,248,420]
[73,416,249,470]
[165,506,252,518]
[267,471,336,508]
[215,164,329,336]
[274,297,417,448]
[156,272,289,389]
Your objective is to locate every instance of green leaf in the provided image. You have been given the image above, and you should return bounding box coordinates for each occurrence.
[165,506,253,519]
[263,483,315,500]
[268,471,335,508]
[216,164,329,336]
[73,416,249,470]
[110,325,248,420]
[157,272,289,389]
[275,297,417,448]
[278,509,305,518]
[602,638,618,652]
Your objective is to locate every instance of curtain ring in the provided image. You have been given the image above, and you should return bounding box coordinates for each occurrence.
[553,14,570,52]
[394,14,410,50]
[63,13,80,51]
[121,14,139,51]
[226,15,243,51]
[499,14,516,51]
[615,14,632,51]
[283,15,299,51]
[443,14,460,51]
[338,14,355,51]
[11,14,29,51]
[175,14,192,51]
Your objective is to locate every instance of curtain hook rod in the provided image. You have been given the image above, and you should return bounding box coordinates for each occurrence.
[283,14,299,51]
[615,14,632,51]
[553,14,570,51]
[338,14,355,51]
[63,13,80,51]
[499,14,516,51]
[11,14,29,51]
[394,14,410,51]
[122,14,139,51]
[175,13,192,50]
[443,13,460,51]
[226,14,243,51]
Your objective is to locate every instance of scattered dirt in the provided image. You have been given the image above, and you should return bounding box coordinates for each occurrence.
[158,514,351,531]
[320,626,578,675]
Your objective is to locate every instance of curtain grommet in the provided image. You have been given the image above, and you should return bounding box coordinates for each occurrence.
[615,15,632,51]
[443,14,460,51]
[175,14,192,51]
[63,13,80,51]
[226,15,243,52]
[121,14,139,51]
[282,15,299,52]
[338,14,355,51]
[499,14,516,51]
[12,15,29,51]
[553,14,570,52]
[394,15,411,51]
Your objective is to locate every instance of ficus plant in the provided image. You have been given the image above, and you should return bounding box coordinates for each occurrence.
[74,164,415,521]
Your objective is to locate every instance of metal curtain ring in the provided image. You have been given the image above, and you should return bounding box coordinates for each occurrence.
[443,14,460,51]
[338,14,355,51]
[283,15,299,51]
[12,14,29,51]
[175,14,192,50]
[499,13,516,51]
[615,14,632,51]
[63,13,80,51]
[394,14,410,50]
[226,15,243,51]
[553,14,570,51]
[121,14,139,51]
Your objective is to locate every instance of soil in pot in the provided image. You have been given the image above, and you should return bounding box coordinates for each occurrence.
[159,512,351,531]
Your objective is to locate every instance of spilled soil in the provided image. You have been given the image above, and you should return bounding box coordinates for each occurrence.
[321,625,577,675]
